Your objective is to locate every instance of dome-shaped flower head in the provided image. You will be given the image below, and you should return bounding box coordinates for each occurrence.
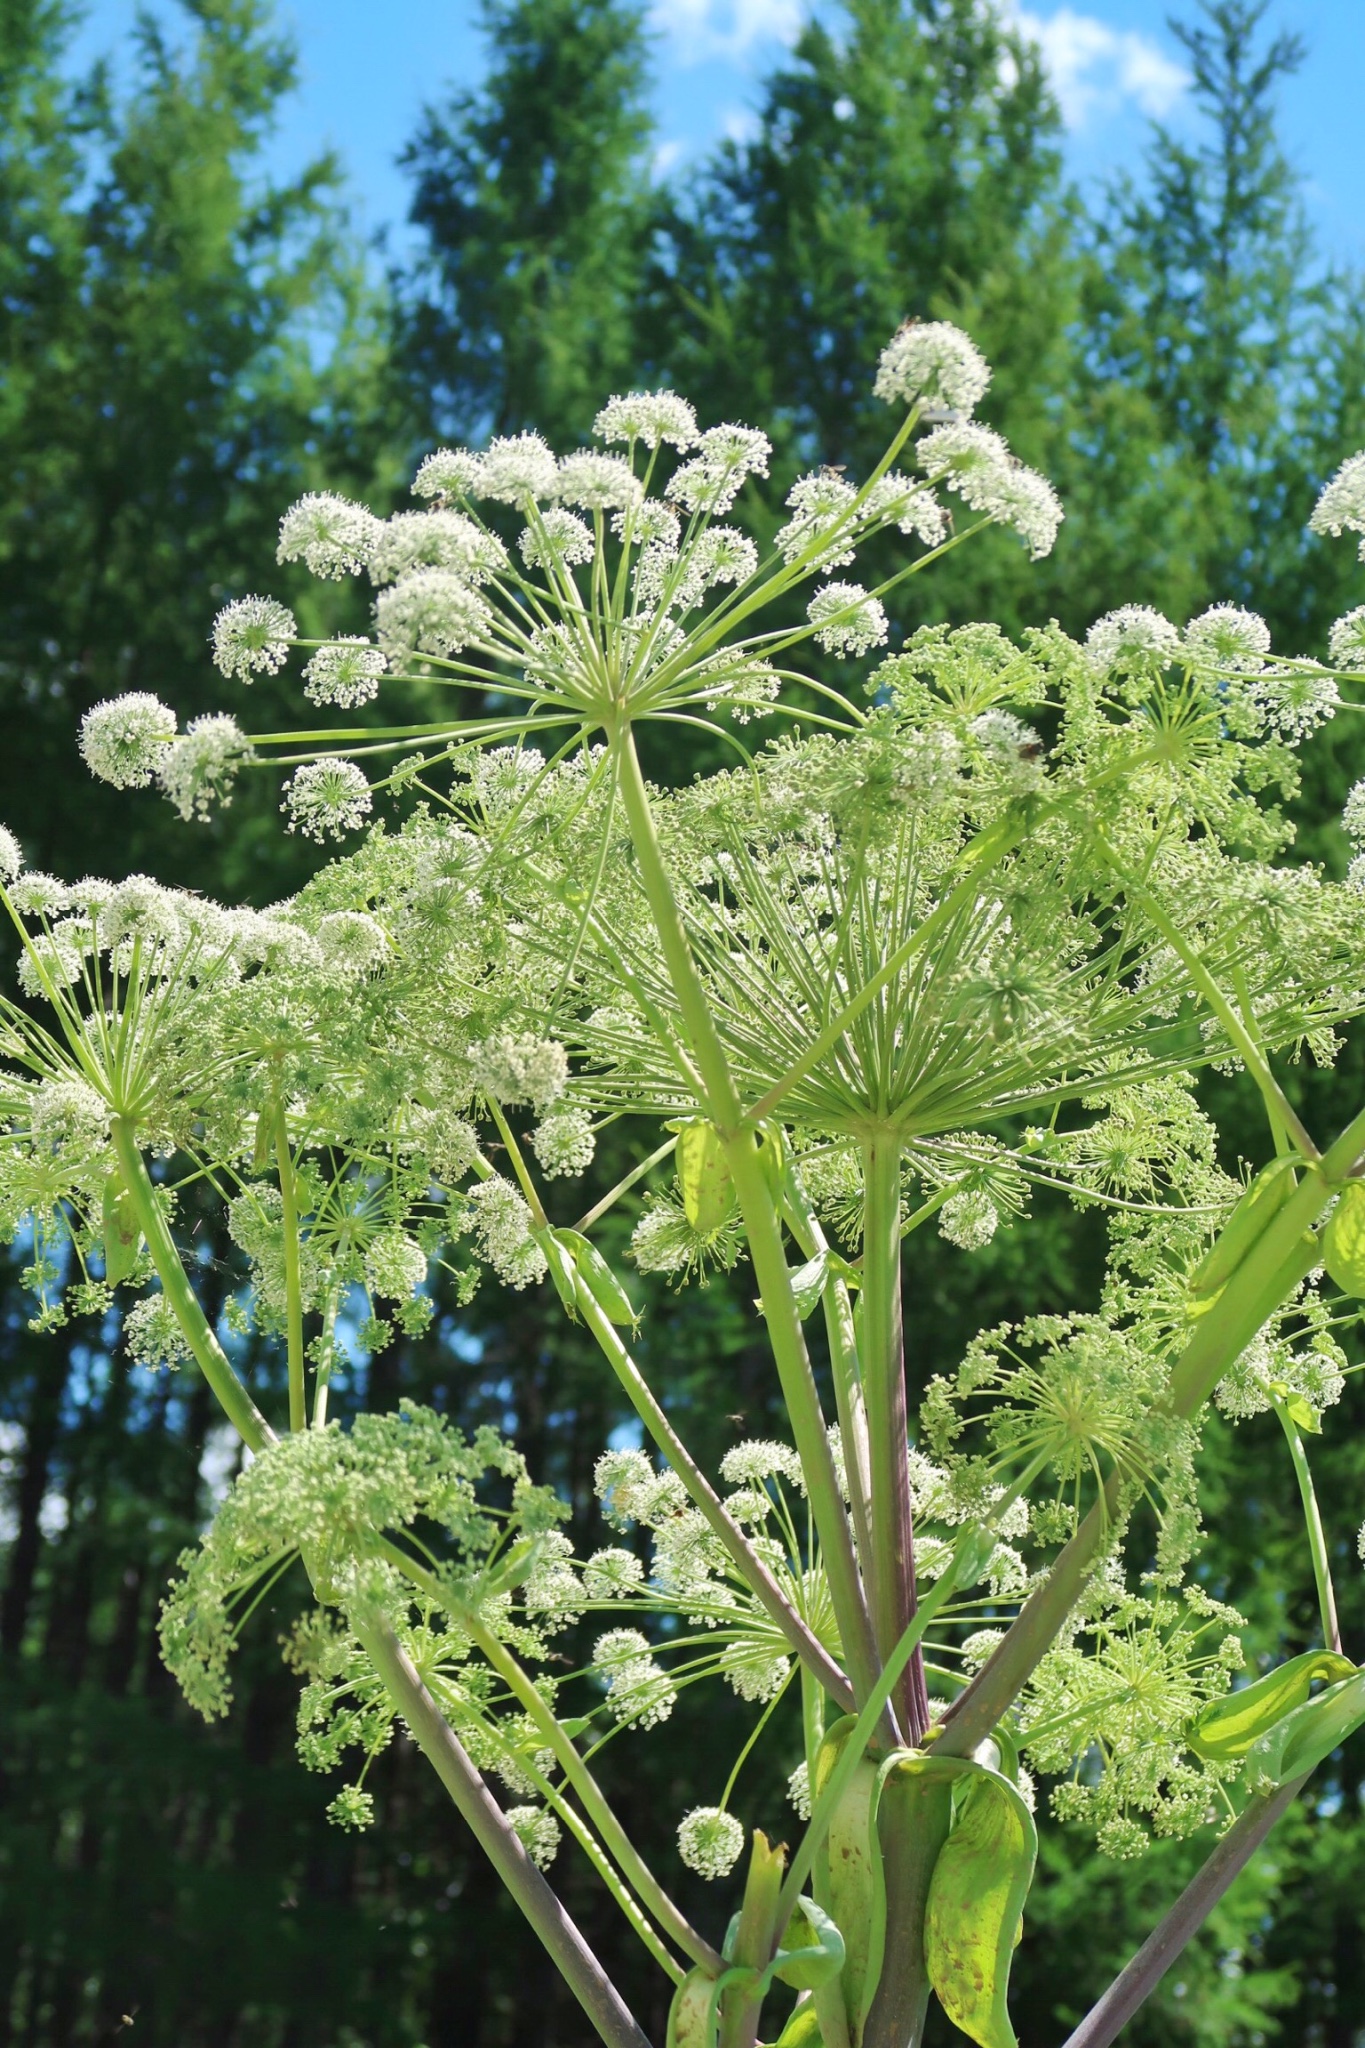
[212,596,297,680]
[282,759,373,841]
[79,694,177,789]
[874,319,992,416]
[676,1807,744,1880]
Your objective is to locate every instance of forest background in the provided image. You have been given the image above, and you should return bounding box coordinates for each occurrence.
[6,0,1365,2041]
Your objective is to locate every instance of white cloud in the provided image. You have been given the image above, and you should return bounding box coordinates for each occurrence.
[1005,5,1188,127]
[653,0,803,65]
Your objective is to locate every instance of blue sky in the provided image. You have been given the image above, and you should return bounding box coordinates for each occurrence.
[70,0,1365,267]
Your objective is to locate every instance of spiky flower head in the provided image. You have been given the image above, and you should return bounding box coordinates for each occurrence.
[594,391,699,450]
[276,493,377,579]
[476,433,558,505]
[874,320,991,415]
[364,1229,428,1301]
[412,447,484,500]
[303,639,387,709]
[374,571,490,665]
[1085,605,1180,672]
[1183,604,1271,671]
[529,1108,596,1178]
[676,1807,744,1879]
[80,694,177,789]
[124,1294,192,1370]
[282,760,373,841]
[212,596,296,680]
[939,1189,1000,1250]
[507,1805,561,1870]
[1329,606,1365,670]
[808,582,889,656]
[158,715,253,822]
[1311,450,1365,557]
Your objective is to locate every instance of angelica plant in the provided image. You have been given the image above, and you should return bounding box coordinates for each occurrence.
[14,318,1365,2048]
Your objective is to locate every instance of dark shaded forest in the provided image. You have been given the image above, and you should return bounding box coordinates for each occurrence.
[4,0,1365,2040]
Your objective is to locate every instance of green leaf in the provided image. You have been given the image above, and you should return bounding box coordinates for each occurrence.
[667,1968,720,2048]
[1323,1180,1365,1295]
[786,1249,860,1321]
[1188,1154,1299,1300]
[773,1897,846,1992]
[102,1170,142,1287]
[1268,1380,1321,1434]
[922,1763,1037,2048]
[1186,1650,1356,1760]
[1248,1668,1365,1784]
[555,1228,637,1325]
[674,1119,738,1234]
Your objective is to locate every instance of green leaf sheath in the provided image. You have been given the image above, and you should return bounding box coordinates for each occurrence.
[1187,1650,1357,1759]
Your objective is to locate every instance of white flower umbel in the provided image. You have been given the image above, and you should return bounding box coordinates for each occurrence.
[507,1806,562,1871]
[79,694,177,789]
[1183,604,1271,671]
[374,571,491,665]
[593,1628,676,1729]
[915,424,1061,556]
[776,473,859,567]
[939,1189,1000,1250]
[0,826,22,884]
[1343,779,1365,845]
[303,639,387,709]
[808,582,889,656]
[874,320,991,416]
[594,391,699,451]
[463,1175,547,1288]
[364,1228,428,1300]
[475,432,559,505]
[282,759,373,841]
[555,452,642,512]
[520,509,594,571]
[1329,605,1365,670]
[1311,450,1365,558]
[211,596,296,680]
[276,493,378,579]
[1246,668,1339,740]
[1086,605,1181,672]
[158,714,254,822]
[676,1807,744,1880]
[124,1294,193,1371]
[470,1033,568,1113]
[530,1107,596,1178]
[367,510,506,588]
[412,447,485,500]
[315,910,389,979]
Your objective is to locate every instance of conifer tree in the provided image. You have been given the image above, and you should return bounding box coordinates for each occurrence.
[400,0,654,444]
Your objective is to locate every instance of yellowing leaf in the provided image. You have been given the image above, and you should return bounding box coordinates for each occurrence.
[667,1968,719,2048]
[812,1720,880,2035]
[922,1764,1037,2048]
[773,1897,846,1993]
[1323,1180,1365,1296]
[771,2004,825,2047]
[1186,1650,1356,1761]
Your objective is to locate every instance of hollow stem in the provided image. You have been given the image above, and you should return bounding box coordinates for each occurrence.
[861,1133,928,1744]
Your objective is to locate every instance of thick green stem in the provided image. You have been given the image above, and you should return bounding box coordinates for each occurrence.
[612,727,881,1714]
[861,1134,929,1745]
[274,1106,307,1432]
[352,1608,654,2048]
[861,1771,952,2048]
[1272,1396,1342,1654]
[573,1276,856,1714]
[111,1117,274,1453]
[782,1174,876,1584]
